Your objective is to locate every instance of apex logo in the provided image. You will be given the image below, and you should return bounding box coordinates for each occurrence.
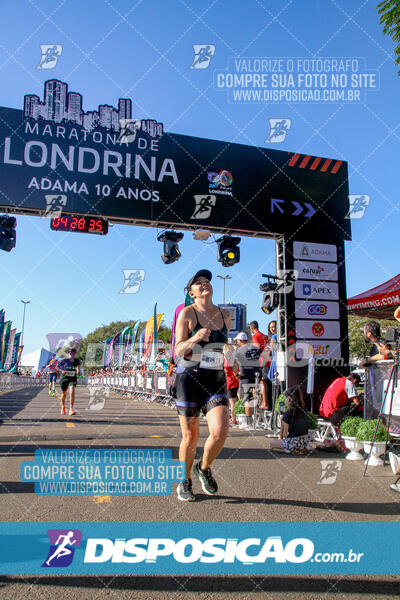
[42,529,82,567]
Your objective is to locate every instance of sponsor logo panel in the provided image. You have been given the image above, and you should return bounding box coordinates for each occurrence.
[294,260,338,281]
[293,241,337,262]
[295,320,340,340]
[295,300,339,320]
[295,281,339,300]
[295,340,341,359]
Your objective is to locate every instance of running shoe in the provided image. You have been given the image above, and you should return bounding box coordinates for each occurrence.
[60,406,66,415]
[176,479,195,502]
[48,389,51,396]
[68,409,76,416]
[194,462,218,495]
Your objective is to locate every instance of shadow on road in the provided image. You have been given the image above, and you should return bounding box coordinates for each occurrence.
[0,387,45,421]
[0,575,398,594]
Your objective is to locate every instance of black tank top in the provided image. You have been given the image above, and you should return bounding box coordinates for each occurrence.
[189,307,228,346]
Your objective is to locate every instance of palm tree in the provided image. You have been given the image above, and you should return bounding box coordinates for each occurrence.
[377,0,400,73]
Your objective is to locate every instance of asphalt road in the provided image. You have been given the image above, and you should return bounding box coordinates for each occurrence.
[0,383,399,599]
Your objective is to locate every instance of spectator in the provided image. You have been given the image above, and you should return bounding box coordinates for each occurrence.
[234,332,268,430]
[358,321,390,368]
[223,342,239,425]
[267,320,278,383]
[249,320,271,410]
[319,373,362,425]
[269,386,309,454]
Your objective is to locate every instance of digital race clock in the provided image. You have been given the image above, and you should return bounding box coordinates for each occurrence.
[50,216,108,235]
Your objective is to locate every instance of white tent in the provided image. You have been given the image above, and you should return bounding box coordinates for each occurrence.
[20,348,52,372]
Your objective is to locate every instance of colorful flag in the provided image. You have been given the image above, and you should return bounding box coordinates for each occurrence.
[0,321,11,371]
[103,337,113,369]
[5,328,16,370]
[9,332,21,372]
[144,308,164,362]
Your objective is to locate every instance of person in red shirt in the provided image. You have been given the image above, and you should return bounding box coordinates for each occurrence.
[319,373,362,424]
[47,354,59,397]
[249,320,271,409]
[223,342,240,425]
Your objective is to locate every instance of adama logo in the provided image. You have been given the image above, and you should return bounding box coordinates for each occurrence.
[42,529,82,567]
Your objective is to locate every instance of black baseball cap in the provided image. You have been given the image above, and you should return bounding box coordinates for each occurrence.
[186,269,212,291]
[68,348,77,355]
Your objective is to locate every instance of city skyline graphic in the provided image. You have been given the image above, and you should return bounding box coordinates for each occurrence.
[24,79,163,138]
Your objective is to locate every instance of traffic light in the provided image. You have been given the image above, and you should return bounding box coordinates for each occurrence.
[217,235,240,267]
[157,230,184,264]
[0,215,17,252]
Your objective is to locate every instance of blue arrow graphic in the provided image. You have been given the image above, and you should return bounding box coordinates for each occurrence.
[271,198,285,213]
[305,203,316,217]
[292,201,303,216]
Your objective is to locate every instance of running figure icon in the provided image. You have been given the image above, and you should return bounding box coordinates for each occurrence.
[45,531,77,566]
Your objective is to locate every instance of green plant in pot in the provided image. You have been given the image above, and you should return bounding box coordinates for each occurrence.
[340,416,364,438]
[341,416,364,461]
[233,398,245,415]
[308,412,318,430]
[355,419,387,442]
[356,419,388,467]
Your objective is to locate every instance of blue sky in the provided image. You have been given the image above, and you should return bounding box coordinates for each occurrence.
[0,0,399,354]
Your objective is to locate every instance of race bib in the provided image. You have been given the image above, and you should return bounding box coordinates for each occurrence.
[64,370,76,377]
[199,350,223,369]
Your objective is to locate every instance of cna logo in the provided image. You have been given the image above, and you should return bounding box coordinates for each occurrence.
[312,322,325,337]
[42,529,82,567]
[308,304,327,316]
[207,170,233,195]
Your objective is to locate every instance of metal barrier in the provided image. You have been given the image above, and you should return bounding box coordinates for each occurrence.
[87,372,173,406]
[0,373,48,390]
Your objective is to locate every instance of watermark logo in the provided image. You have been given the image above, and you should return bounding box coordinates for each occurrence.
[37,45,63,70]
[345,195,370,219]
[190,44,215,69]
[191,194,216,219]
[87,386,110,411]
[44,194,67,218]
[117,118,141,144]
[276,269,298,294]
[46,333,82,355]
[42,529,81,567]
[120,269,145,294]
[265,118,291,143]
[317,460,342,484]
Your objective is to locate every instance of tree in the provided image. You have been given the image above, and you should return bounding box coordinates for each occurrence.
[377,0,400,73]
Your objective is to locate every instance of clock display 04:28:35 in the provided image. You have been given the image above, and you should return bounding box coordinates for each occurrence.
[50,216,109,235]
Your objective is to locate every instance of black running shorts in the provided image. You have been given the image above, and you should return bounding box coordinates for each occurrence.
[60,377,77,391]
[175,366,228,418]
